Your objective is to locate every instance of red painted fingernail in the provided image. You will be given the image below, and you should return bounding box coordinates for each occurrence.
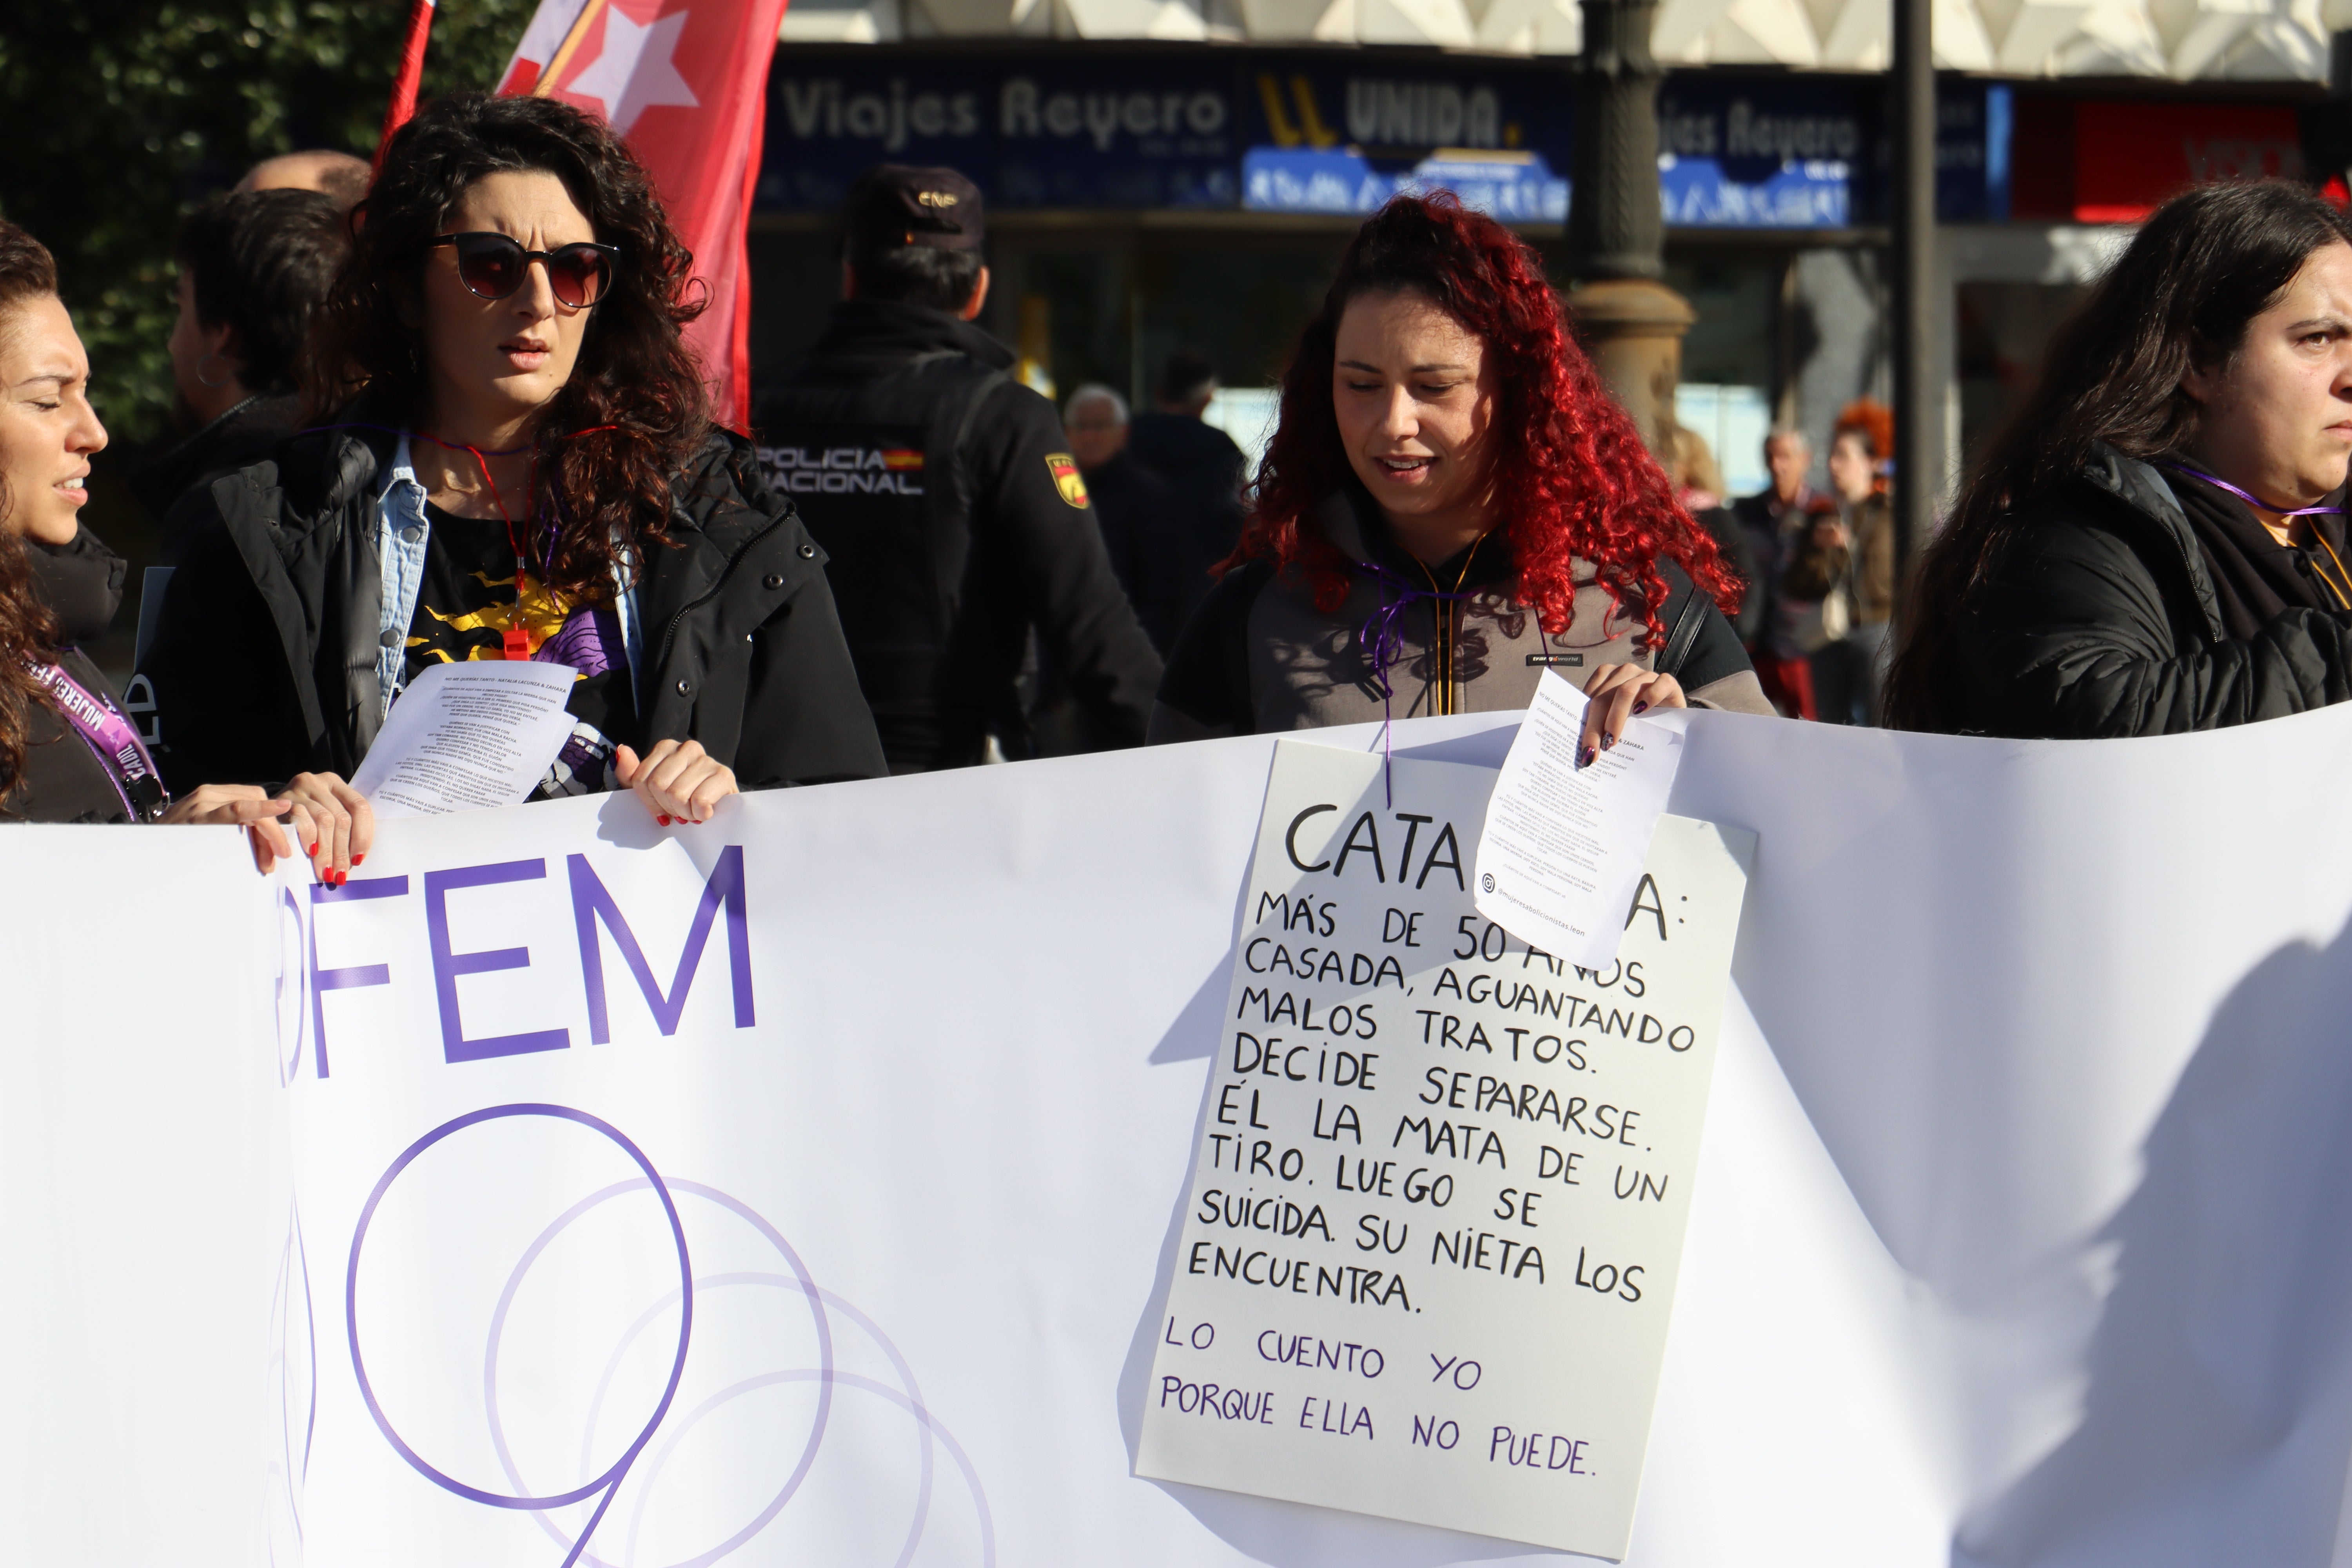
[657,814,671,825]
[307,843,319,857]
[352,853,365,865]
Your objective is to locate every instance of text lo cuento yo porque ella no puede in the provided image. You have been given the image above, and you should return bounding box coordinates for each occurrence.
[1138,739,1752,1560]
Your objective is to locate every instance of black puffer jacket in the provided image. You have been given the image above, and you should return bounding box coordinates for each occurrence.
[138,401,887,793]
[1955,445,2352,737]
[130,393,298,550]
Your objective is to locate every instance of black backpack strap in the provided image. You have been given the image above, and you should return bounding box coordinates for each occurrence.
[1656,565,1707,680]
[929,361,1012,623]
[949,368,1013,461]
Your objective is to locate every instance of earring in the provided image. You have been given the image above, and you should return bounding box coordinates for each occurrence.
[197,351,235,390]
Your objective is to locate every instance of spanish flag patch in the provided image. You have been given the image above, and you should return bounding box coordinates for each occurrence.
[880,448,925,471]
[1047,453,1090,508]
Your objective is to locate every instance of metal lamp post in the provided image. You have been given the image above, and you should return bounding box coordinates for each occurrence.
[1566,0,1694,459]
[1891,0,1935,570]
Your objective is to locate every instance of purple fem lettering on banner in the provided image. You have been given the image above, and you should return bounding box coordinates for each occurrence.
[310,876,410,1078]
[567,846,756,1044]
[424,860,571,1064]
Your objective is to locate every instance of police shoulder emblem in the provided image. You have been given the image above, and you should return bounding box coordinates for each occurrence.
[1047,453,1089,508]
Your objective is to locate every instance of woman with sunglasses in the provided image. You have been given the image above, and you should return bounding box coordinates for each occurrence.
[139,93,884,877]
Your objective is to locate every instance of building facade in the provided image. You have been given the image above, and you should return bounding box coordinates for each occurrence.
[748,0,2348,494]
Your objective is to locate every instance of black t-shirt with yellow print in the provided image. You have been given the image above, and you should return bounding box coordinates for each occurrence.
[405,502,638,797]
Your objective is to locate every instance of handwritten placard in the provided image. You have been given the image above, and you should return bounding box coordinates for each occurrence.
[1136,739,1753,1559]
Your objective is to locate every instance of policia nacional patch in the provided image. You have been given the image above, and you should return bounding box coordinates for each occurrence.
[1047,453,1090,508]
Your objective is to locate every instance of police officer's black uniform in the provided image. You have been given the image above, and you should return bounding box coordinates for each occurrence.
[752,168,1160,773]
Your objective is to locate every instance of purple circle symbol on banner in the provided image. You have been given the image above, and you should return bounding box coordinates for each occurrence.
[345,1103,695,1537]
[345,1105,991,1564]
[479,1178,838,1568]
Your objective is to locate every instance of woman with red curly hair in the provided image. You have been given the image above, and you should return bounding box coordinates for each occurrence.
[1149,197,1769,759]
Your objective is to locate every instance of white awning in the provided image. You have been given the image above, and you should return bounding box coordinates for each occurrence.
[778,0,2341,81]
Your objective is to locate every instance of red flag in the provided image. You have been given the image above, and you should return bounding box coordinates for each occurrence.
[499,0,788,430]
[375,0,439,170]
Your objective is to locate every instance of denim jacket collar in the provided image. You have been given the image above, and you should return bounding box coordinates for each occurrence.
[370,430,643,724]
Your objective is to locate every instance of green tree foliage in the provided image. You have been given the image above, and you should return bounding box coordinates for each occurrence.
[0,0,535,442]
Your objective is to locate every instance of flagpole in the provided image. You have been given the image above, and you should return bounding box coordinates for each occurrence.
[374,0,439,170]
[531,0,612,97]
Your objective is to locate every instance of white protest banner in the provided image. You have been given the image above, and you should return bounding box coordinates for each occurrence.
[24,706,2352,1566]
[1137,740,1751,1557]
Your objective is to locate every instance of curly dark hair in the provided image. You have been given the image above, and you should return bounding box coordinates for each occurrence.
[0,220,63,810]
[1233,194,1737,647]
[308,91,708,601]
[174,188,348,397]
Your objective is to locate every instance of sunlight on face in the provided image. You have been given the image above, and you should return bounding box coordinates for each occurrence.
[1331,289,1496,548]
[0,294,107,545]
[2186,240,2352,510]
[1827,431,1875,505]
[419,169,599,433]
[1765,433,1810,501]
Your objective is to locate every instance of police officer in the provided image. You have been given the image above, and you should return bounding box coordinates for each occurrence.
[753,165,1161,771]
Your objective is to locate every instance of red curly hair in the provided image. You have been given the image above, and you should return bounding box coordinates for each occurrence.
[1230,194,1739,646]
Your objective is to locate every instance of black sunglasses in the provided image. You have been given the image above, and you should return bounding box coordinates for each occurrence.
[426,232,621,309]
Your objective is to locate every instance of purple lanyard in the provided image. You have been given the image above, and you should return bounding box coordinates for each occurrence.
[1353,557,1476,806]
[28,661,168,822]
[2164,463,2347,518]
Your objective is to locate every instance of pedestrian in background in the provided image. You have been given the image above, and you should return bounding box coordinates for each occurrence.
[1151,195,1770,760]
[1783,399,1895,724]
[1669,424,1760,649]
[1889,180,2352,737]
[1128,348,1248,625]
[236,149,372,210]
[1731,426,1826,718]
[1065,383,1188,653]
[134,189,348,542]
[141,93,884,880]
[753,163,1158,770]
[0,217,307,854]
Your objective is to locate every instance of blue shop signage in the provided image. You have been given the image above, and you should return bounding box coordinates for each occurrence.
[1656,77,2003,227]
[1658,78,1864,226]
[763,52,1240,211]
[1241,148,1568,221]
[760,49,2003,229]
[1237,57,1573,220]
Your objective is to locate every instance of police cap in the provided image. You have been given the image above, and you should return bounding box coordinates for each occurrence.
[842,165,985,256]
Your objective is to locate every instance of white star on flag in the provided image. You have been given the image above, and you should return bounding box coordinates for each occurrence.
[563,6,699,135]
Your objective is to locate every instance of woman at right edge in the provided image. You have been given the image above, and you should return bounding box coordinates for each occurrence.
[1148,196,1772,760]
[1887,180,2352,737]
